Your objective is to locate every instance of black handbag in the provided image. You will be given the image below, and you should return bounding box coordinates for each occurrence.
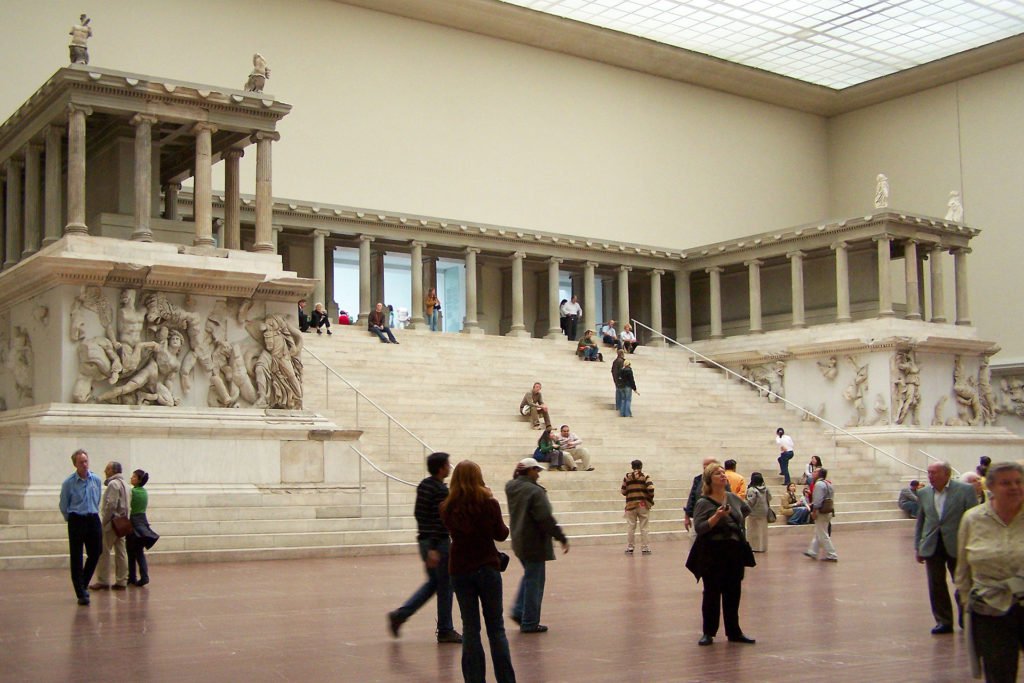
[498,551,510,572]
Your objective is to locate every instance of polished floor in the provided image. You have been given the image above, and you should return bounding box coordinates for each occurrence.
[0,526,982,682]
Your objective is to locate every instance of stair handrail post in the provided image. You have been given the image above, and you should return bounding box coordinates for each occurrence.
[629,318,927,476]
[325,365,329,409]
[386,476,391,528]
[917,448,962,477]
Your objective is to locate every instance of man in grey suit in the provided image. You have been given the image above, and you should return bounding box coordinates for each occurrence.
[914,462,978,634]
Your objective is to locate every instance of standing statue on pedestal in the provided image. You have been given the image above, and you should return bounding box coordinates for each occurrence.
[874,173,890,209]
[68,14,92,65]
[945,191,963,223]
[892,349,921,426]
[245,53,270,93]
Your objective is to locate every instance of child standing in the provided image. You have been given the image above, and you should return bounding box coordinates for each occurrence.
[621,460,655,555]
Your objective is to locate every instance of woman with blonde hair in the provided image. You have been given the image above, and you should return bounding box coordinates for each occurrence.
[440,461,515,683]
[310,302,331,335]
[425,288,442,332]
[685,462,755,646]
[620,323,639,354]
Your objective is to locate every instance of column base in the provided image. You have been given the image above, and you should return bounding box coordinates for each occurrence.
[791,323,807,329]
[131,230,154,242]
[20,249,38,260]
[41,237,60,248]
[931,317,947,323]
[63,223,89,235]
[406,316,426,330]
[877,311,895,318]
[955,319,973,326]
[505,328,531,339]
[252,242,275,253]
[905,313,923,321]
[193,236,216,247]
[648,338,665,347]
[545,329,564,340]
[2,260,16,270]
[836,316,852,323]
[710,334,724,340]
[462,325,485,335]
[749,328,763,334]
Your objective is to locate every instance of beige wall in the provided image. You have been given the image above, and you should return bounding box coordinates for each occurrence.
[829,62,1024,360]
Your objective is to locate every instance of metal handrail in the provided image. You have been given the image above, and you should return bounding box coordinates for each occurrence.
[352,444,416,528]
[302,346,433,459]
[917,448,962,477]
[630,319,928,475]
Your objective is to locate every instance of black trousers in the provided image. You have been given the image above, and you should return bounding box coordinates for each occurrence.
[701,563,744,638]
[67,513,102,598]
[127,536,149,583]
[566,315,578,341]
[925,535,960,628]
[973,604,1023,683]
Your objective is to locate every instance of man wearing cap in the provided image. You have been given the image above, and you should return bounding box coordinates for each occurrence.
[59,449,103,605]
[506,458,569,633]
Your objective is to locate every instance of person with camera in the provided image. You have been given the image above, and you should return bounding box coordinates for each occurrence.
[685,462,755,646]
[425,288,442,332]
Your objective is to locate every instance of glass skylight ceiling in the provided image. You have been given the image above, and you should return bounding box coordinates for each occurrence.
[497,0,1024,89]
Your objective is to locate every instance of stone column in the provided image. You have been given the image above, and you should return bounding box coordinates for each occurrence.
[929,244,946,323]
[191,122,217,247]
[312,229,328,306]
[601,277,615,322]
[129,114,158,242]
[43,125,62,246]
[163,183,180,220]
[745,259,763,333]
[903,239,921,320]
[251,132,278,253]
[831,241,851,322]
[271,224,283,253]
[583,261,597,335]
[788,250,806,329]
[464,247,482,334]
[0,173,5,262]
[953,247,971,326]
[546,257,563,339]
[324,244,337,317]
[507,251,529,337]
[371,248,385,306]
[64,103,92,235]
[409,240,426,329]
[358,235,373,321]
[675,269,692,343]
[213,218,224,247]
[617,265,631,327]
[223,148,243,250]
[707,266,723,340]
[649,269,664,346]
[22,143,42,258]
[4,157,24,269]
[874,234,894,317]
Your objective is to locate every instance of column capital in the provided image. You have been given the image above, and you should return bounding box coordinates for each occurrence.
[5,156,23,171]
[872,233,891,243]
[904,237,920,246]
[130,113,159,127]
[192,122,218,135]
[359,234,375,244]
[222,148,245,160]
[928,241,944,252]
[250,130,281,144]
[549,256,563,265]
[618,265,632,272]
[705,266,723,274]
[66,103,93,117]
[313,229,331,239]
[464,246,480,255]
[410,239,427,248]
[166,182,182,192]
[950,246,972,255]
[584,261,599,269]
[511,250,526,260]
[24,140,43,154]
[271,223,284,233]
[786,250,805,260]
[743,259,763,268]
[650,268,664,277]
[830,240,848,251]
[214,217,225,229]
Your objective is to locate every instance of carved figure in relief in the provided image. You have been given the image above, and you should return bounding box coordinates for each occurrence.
[977,356,997,426]
[842,356,869,427]
[70,287,122,402]
[205,304,257,407]
[143,292,212,372]
[113,289,153,379]
[33,305,49,327]
[249,314,303,410]
[245,53,270,92]
[68,14,92,65]
[869,394,889,426]
[952,356,983,426]
[998,376,1024,418]
[741,362,784,402]
[817,356,838,381]
[892,350,921,426]
[98,328,184,406]
[932,396,948,426]
[945,191,964,223]
[801,403,825,422]
[7,327,34,401]
[874,174,889,209]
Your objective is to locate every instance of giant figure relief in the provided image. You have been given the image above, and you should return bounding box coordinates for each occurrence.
[951,355,983,426]
[740,361,785,403]
[68,287,303,409]
[891,349,920,426]
[998,376,1024,418]
[0,324,35,404]
[843,355,869,427]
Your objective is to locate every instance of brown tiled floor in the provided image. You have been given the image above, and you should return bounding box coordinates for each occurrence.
[0,526,977,682]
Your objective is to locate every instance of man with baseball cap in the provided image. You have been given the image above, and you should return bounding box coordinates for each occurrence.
[505,457,569,633]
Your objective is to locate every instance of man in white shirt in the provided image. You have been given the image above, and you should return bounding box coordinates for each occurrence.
[601,320,621,349]
[563,296,582,341]
[557,424,594,471]
[775,427,795,485]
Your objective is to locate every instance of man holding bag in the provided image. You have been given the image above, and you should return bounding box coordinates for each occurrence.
[91,461,131,591]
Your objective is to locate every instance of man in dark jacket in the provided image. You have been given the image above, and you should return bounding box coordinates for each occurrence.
[611,348,626,412]
[368,302,399,343]
[505,458,569,633]
[387,452,461,643]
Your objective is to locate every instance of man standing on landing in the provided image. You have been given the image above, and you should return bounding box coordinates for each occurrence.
[915,461,978,634]
[91,461,131,591]
[59,449,103,605]
[506,458,569,633]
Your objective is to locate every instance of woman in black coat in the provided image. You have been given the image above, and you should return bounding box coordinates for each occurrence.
[685,462,755,646]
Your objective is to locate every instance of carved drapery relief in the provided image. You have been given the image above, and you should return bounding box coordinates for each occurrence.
[997,376,1024,418]
[869,394,889,426]
[248,313,303,410]
[817,356,838,380]
[70,287,122,403]
[951,355,983,426]
[843,356,869,427]
[977,356,997,426]
[143,292,214,372]
[7,327,34,401]
[891,349,920,426]
[932,396,948,426]
[740,361,785,402]
[33,305,49,327]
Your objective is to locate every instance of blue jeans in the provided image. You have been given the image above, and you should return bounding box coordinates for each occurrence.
[394,538,454,633]
[619,389,633,417]
[582,346,599,360]
[777,450,794,485]
[370,325,397,343]
[512,559,546,629]
[428,309,439,332]
[452,566,516,683]
[788,507,810,525]
[615,386,628,412]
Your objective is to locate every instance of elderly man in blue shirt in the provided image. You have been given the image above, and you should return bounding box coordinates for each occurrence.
[59,449,103,605]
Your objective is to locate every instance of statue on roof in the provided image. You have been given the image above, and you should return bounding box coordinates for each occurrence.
[245,53,270,93]
[945,190,963,223]
[873,173,889,209]
[68,14,92,65]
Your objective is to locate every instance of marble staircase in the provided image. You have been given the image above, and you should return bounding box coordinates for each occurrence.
[0,325,916,570]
